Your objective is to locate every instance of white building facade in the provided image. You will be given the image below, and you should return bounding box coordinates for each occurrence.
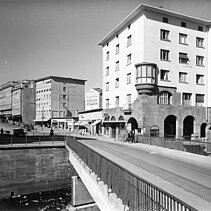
[76,88,103,135]
[99,4,211,140]
[85,88,102,110]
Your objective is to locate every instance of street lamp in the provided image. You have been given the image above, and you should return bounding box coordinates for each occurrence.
[42,106,45,130]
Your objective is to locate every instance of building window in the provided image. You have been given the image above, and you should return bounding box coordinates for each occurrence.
[160,69,170,81]
[127,35,132,47]
[196,94,204,106]
[127,73,131,84]
[127,54,132,65]
[160,49,169,61]
[198,26,203,31]
[181,21,186,27]
[115,61,119,71]
[150,125,159,137]
[106,82,109,91]
[182,93,192,106]
[196,56,204,66]
[196,37,204,48]
[196,74,204,85]
[116,44,119,54]
[106,99,109,109]
[127,94,131,105]
[179,72,188,83]
[63,95,66,100]
[160,29,170,41]
[106,51,109,61]
[115,78,119,88]
[179,33,188,45]
[163,17,168,23]
[136,64,156,84]
[159,91,172,105]
[179,53,189,64]
[115,96,119,107]
[63,87,66,92]
[106,67,109,76]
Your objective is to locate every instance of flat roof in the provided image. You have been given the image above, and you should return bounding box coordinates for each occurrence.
[35,76,87,84]
[98,4,211,46]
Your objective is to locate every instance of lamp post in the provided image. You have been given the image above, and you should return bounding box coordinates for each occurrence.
[42,106,45,131]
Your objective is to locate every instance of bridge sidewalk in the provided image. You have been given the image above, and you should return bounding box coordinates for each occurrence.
[69,132,211,166]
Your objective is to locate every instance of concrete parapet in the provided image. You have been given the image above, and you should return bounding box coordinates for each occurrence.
[66,144,128,211]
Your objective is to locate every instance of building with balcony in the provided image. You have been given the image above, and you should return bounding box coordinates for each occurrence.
[34,76,86,130]
[99,4,211,140]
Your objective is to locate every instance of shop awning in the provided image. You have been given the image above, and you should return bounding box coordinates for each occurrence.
[33,118,50,122]
[91,120,102,126]
[80,121,89,126]
[74,121,82,126]
[74,120,89,126]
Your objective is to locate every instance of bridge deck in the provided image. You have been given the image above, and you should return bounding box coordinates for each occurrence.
[74,136,211,209]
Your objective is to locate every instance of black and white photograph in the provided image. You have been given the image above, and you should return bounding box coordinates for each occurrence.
[0,0,211,210]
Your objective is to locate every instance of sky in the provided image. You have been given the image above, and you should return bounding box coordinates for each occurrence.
[0,0,211,92]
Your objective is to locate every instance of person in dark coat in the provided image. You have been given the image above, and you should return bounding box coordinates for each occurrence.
[0,128,3,135]
[131,131,135,143]
[50,128,54,136]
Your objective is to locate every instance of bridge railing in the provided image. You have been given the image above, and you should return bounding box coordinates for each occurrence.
[0,135,66,145]
[135,135,211,156]
[67,138,197,211]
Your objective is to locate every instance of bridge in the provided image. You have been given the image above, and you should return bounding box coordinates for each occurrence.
[66,135,211,211]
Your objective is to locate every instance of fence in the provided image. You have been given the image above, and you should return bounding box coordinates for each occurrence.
[0,135,67,146]
[67,138,197,211]
[134,135,211,156]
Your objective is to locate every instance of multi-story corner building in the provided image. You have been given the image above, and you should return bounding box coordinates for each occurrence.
[77,88,103,135]
[99,4,211,140]
[12,80,36,124]
[0,80,36,125]
[34,76,86,130]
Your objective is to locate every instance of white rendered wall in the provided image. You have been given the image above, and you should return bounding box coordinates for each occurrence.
[143,10,207,106]
[102,15,145,109]
[102,9,208,109]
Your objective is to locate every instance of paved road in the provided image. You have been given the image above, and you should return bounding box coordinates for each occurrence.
[75,137,211,209]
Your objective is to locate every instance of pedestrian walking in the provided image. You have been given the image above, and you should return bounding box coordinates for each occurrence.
[0,128,3,135]
[131,130,135,143]
[50,128,54,136]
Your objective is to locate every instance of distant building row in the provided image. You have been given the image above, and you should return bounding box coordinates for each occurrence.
[0,76,86,129]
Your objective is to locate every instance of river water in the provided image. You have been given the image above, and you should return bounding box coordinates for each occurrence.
[0,188,71,211]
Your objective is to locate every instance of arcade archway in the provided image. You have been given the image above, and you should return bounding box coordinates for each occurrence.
[183,115,194,139]
[200,123,207,138]
[127,117,138,131]
[164,115,176,138]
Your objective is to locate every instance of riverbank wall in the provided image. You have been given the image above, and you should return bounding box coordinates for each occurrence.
[0,144,77,199]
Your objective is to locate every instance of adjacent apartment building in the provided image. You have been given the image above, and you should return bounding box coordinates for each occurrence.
[34,76,86,130]
[99,4,211,140]
[0,80,35,124]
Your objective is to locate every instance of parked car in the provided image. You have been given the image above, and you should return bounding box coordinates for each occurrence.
[13,128,26,136]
